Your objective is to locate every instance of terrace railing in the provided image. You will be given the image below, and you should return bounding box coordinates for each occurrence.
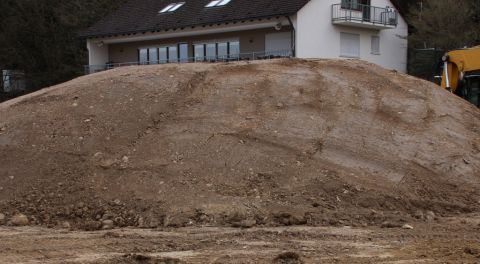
[331,3,398,27]
[84,49,293,75]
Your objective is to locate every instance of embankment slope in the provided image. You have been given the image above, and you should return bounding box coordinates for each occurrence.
[0,59,479,229]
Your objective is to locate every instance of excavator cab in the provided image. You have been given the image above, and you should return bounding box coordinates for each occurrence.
[460,74,480,107]
[440,46,480,108]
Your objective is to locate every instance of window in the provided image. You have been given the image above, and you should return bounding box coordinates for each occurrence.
[371,36,380,55]
[194,41,239,61]
[206,43,216,60]
[265,32,292,55]
[340,32,360,58]
[139,49,148,64]
[341,0,359,10]
[159,2,185,13]
[149,48,158,64]
[341,0,370,10]
[168,46,178,63]
[229,41,240,58]
[139,43,191,64]
[217,43,228,59]
[179,43,189,63]
[194,44,205,61]
[464,77,480,107]
[159,47,168,63]
[206,0,232,8]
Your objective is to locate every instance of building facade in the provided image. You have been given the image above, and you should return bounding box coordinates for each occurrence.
[81,0,408,73]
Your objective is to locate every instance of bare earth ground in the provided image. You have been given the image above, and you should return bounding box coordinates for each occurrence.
[1,215,480,263]
[1,59,480,263]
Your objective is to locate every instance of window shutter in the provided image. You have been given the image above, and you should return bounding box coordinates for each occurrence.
[371,36,380,55]
[340,32,360,58]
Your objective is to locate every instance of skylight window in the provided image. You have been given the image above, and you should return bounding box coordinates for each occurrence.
[205,0,232,8]
[159,2,185,13]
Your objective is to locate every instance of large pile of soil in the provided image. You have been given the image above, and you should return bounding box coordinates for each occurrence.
[0,59,479,230]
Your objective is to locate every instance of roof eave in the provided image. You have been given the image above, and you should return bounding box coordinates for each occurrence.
[80,13,296,39]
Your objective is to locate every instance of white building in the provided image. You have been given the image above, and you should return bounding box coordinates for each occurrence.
[81,0,408,73]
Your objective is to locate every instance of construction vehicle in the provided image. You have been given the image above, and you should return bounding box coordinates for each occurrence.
[441,46,480,107]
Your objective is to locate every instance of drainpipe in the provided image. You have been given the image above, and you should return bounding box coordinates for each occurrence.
[286,16,296,57]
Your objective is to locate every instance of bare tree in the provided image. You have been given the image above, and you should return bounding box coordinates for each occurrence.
[409,0,478,50]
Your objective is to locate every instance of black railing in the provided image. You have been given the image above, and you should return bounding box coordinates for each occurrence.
[332,3,398,27]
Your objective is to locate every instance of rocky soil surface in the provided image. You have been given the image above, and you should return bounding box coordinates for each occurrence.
[0,59,479,233]
[1,215,480,263]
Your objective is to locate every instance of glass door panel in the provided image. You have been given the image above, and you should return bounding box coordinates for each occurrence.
[159,47,168,64]
[179,43,189,63]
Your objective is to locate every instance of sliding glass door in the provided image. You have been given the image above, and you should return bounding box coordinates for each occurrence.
[139,40,240,64]
[139,49,148,64]
[159,47,168,64]
[179,43,189,63]
[168,46,178,63]
[194,44,205,62]
[148,48,158,64]
[193,40,240,61]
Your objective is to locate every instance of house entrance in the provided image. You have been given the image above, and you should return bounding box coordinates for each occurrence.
[361,0,371,21]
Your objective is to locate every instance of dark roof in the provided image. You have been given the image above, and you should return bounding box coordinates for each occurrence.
[80,0,311,38]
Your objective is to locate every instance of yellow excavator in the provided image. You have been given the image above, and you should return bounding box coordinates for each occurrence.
[441,46,480,107]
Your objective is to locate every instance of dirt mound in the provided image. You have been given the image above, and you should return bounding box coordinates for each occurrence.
[0,59,479,229]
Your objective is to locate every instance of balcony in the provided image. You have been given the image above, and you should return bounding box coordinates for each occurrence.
[84,49,293,75]
[331,3,398,30]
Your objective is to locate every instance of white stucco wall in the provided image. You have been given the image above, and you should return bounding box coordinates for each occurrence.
[294,0,408,72]
[87,39,109,66]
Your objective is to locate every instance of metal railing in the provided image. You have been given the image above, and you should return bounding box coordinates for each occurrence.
[84,49,293,75]
[2,70,26,93]
[331,3,398,27]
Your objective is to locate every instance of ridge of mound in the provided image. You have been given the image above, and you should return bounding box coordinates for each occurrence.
[0,59,479,229]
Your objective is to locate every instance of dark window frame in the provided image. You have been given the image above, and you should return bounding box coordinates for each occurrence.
[341,0,370,11]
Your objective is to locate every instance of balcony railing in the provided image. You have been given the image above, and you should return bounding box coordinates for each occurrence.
[84,49,293,75]
[332,3,398,29]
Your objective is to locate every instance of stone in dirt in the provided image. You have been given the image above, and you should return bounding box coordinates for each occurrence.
[122,253,182,264]
[464,247,479,256]
[274,212,307,226]
[163,214,189,228]
[11,214,29,226]
[102,220,114,230]
[61,221,71,229]
[402,224,414,230]
[232,219,257,228]
[381,221,402,229]
[0,213,5,225]
[414,210,424,220]
[82,221,102,231]
[425,211,436,221]
[273,252,304,264]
